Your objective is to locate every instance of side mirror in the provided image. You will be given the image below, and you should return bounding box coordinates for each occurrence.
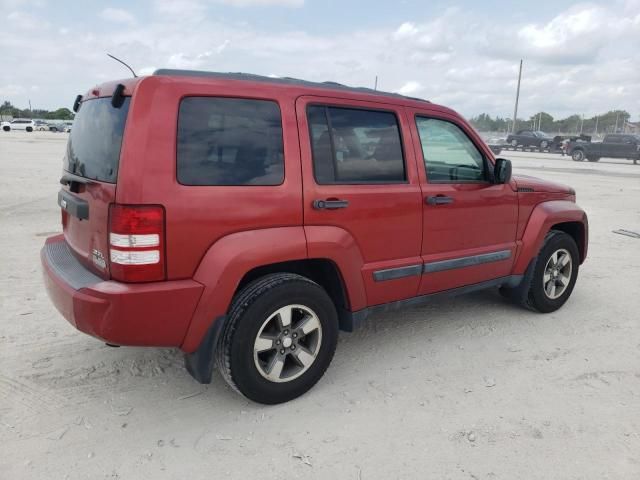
[494,158,512,184]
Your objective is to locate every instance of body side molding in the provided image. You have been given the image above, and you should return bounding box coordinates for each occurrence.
[372,250,512,281]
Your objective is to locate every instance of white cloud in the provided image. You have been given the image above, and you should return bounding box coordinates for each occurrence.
[6,11,48,30]
[100,8,135,25]
[396,81,423,95]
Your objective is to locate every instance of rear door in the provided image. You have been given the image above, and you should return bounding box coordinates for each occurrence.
[59,96,131,278]
[296,96,423,306]
[406,108,518,295]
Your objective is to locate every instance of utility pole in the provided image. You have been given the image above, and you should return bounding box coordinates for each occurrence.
[29,99,32,118]
[538,112,542,131]
[615,112,619,133]
[580,114,584,134]
[594,115,598,135]
[374,75,378,91]
[512,59,522,133]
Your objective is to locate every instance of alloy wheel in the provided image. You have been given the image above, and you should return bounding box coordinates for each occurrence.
[253,304,323,383]
[542,248,573,299]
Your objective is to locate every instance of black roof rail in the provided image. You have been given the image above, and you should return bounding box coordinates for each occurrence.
[152,69,430,104]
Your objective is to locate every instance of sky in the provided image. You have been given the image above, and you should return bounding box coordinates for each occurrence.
[1,0,639,120]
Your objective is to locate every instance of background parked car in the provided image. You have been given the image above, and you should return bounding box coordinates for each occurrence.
[1,119,36,132]
[506,129,554,149]
[35,120,49,131]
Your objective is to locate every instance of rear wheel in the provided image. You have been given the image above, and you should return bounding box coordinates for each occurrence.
[571,149,585,162]
[216,273,338,404]
[2,126,10,132]
[587,156,600,162]
[511,139,518,147]
[26,127,33,132]
[540,140,548,149]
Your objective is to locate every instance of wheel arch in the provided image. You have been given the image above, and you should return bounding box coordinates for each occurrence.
[551,221,587,262]
[236,258,351,317]
[181,225,367,354]
[513,200,588,274]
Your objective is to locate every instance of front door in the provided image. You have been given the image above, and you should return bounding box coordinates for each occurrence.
[296,96,424,306]
[406,108,519,295]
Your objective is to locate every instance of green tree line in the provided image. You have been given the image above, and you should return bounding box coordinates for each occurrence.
[0,101,75,121]
[469,110,633,134]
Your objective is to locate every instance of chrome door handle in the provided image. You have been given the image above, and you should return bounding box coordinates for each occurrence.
[425,195,454,206]
[313,199,349,210]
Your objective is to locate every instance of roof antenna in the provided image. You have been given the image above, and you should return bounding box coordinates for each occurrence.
[107,53,137,78]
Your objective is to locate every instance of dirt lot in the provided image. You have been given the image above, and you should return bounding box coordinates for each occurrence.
[1,131,639,479]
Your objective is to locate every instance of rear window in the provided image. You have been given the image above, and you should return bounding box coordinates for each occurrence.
[63,97,130,183]
[177,97,284,186]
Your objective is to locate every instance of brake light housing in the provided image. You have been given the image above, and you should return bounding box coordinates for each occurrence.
[108,204,166,282]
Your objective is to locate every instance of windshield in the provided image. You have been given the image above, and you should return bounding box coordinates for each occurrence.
[63,97,130,183]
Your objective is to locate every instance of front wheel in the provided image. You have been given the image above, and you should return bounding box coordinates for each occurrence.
[510,139,518,147]
[540,140,549,149]
[523,231,580,313]
[571,149,585,162]
[216,273,338,404]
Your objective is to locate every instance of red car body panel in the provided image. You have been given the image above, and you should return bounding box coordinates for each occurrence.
[43,235,203,346]
[513,200,588,274]
[41,73,589,355]
[183,227,307,352]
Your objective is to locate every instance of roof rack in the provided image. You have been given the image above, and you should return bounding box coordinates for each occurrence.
[152,69,430,104]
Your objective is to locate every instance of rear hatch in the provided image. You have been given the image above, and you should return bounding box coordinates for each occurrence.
[59,96,131,279]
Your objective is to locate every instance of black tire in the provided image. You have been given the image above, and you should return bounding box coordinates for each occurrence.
[571,149,585,162]
[510,139,518,147]
[519,231,579,313]
[26,127,33,132]
[216,273,338,404]
[2,126,9,132]
[540,140,548,149]
[587,157,600,162]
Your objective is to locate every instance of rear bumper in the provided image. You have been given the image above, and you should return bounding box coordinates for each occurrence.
[41,235,204,347]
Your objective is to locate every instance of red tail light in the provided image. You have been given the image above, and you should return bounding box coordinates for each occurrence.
[108,204,166,282]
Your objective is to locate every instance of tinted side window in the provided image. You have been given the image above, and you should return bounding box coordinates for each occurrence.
[605,135,620,143]
[177,97,284,186]
[416,117,486,183]
[307,106,405,184]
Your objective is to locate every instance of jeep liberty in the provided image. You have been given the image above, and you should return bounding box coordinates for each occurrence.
[41,70,589,404]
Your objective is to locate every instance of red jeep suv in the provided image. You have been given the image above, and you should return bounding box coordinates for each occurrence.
[41,70,588,404]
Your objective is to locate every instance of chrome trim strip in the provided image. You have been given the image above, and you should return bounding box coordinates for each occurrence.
[423,250,512,274]
[373,264,422,282]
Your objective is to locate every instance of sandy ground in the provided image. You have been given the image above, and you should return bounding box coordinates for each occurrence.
[1,131,639,480]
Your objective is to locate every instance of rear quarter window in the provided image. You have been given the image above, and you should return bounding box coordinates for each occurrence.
[177,97,284,186]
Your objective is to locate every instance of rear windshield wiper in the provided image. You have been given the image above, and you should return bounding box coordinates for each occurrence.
[60,172,97,186]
